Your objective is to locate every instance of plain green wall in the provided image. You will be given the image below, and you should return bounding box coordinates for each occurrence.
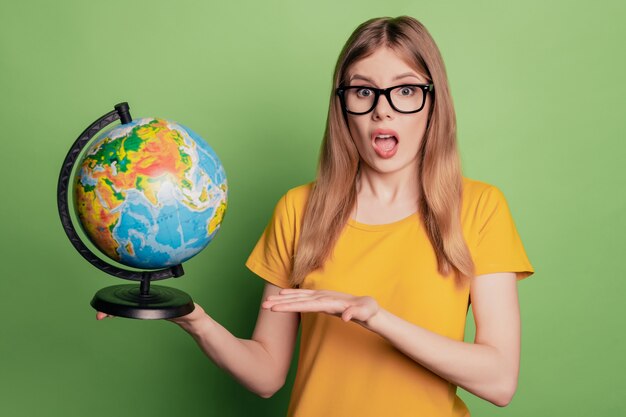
[1,0,624,415]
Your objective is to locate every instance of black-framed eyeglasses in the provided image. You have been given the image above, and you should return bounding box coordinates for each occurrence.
[336,83,434,115]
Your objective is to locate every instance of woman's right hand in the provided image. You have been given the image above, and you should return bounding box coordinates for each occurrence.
[166,303,207,329]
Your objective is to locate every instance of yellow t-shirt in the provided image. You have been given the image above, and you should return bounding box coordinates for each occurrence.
[245,177,534,417]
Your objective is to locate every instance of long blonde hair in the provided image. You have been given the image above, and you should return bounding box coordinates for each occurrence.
[290,16,474,287]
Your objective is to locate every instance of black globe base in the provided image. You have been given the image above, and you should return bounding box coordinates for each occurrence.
[91,284,195,320]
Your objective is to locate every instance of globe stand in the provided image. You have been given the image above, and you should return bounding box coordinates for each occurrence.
[91,269,195,320]
[58,102,196,320]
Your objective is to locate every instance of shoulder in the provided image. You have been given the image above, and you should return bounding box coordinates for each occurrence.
[283,181,314,207]
[461,176,509,224]
[462,176,501,198]
[272,181,314,223]
[462,176,506,207]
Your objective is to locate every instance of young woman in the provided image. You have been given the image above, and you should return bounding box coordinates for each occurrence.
[99,15,534,417]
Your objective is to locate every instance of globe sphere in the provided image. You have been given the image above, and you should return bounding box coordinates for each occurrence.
[73,117,227,269]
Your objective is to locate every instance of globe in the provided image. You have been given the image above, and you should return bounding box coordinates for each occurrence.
[73,117,227,270]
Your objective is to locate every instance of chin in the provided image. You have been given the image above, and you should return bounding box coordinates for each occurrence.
[362,158,416,176]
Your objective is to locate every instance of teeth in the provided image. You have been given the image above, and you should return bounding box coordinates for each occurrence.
[376,134,394,139]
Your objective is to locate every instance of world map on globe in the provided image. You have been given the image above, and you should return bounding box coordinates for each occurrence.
[73,117,227,269]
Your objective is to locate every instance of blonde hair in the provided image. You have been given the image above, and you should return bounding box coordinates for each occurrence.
[290,16,474,286]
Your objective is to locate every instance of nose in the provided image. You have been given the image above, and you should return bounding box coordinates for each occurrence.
[372,93,394,120]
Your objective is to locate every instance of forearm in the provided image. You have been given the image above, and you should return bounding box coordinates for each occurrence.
[177,314,280,398]
[365,309,515,406]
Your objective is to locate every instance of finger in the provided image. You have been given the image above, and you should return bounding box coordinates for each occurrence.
[269,299,345,314]
[342,304,375,323]
[342,306,356,322]
[269,301,319,312]
[266,293,314,301]
[262,296,314,309]
[266,294,322,303]
[263,294,324,306]
[279,288,316,295]
[96,311,115,320]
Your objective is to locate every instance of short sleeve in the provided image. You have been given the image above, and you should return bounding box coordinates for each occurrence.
[245,191,296,288]
[471,185,535,280]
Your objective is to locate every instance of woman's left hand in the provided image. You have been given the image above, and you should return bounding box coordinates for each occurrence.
[262,288,380,326]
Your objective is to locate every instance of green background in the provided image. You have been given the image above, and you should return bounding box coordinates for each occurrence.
[1,0,624,415]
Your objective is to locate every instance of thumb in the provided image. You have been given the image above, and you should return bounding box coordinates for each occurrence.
[342,307,355,322]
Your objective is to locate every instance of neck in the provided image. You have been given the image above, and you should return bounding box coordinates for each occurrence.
[356,161,421,204]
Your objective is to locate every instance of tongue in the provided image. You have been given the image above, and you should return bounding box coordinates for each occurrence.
[375,137,397,151]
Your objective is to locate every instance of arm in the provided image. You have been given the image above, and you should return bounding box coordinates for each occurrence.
[169,282,300,398]
[263,271,520,406]
[366,272,520,407]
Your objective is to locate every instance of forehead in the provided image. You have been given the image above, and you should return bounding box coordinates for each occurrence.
[346,47,427,84]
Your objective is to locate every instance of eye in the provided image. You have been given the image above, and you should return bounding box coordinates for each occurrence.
[397,86,416,96]
[356,88,373,98]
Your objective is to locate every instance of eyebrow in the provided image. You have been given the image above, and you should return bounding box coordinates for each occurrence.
[349,72,424,84]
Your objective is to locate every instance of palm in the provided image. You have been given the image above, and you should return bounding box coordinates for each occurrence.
[262,289,380,326]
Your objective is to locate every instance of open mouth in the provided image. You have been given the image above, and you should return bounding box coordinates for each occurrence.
[372,133,399,158]
[374,135,398,151]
